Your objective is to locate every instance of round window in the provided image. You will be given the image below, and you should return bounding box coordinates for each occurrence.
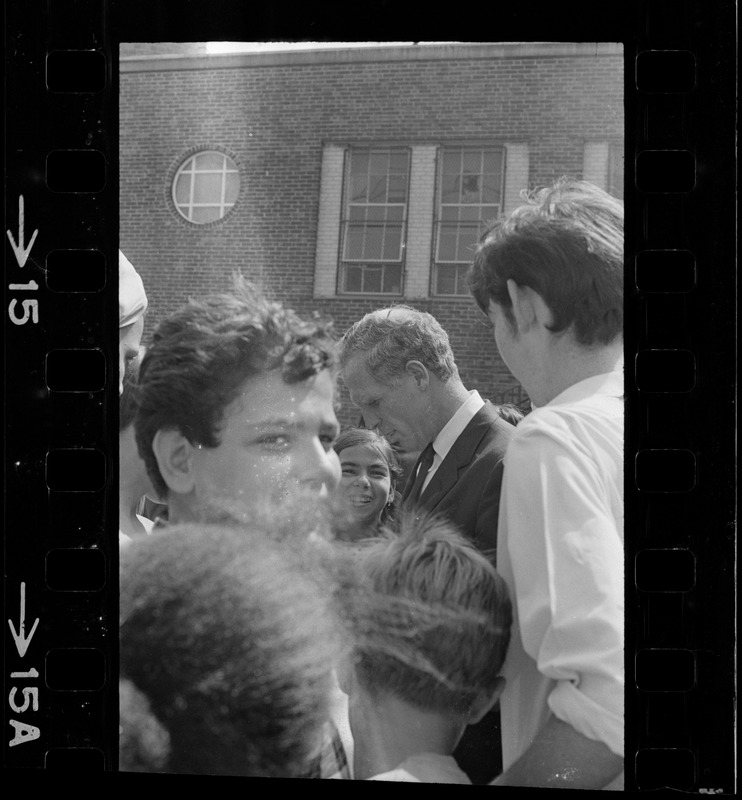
[172,151,240,224]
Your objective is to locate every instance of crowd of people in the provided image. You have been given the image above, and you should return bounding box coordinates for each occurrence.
[117,178,624,788]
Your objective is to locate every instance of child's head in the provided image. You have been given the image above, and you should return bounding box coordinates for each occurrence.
[497,402,526,427]
[119,520,342,776]
[349,513,512,720]
[333,427,403,535]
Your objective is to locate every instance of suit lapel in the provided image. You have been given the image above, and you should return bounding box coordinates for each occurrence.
[418,403,499,506]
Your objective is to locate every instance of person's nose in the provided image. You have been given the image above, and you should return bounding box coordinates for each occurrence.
[300,439,342,495]
[353,471,371,488]
[362,408,381,430]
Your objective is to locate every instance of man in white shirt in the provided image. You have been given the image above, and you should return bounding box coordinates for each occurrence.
[467,178,625,789]
[339,304,515,783]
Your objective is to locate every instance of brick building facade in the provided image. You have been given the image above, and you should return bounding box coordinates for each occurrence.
[120,42,623,425]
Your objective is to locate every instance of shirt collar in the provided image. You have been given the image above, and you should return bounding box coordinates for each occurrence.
[432,390,485,462]
[547,369,624,407]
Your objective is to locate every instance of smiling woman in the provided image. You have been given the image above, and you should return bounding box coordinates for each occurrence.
[333,427,403,542]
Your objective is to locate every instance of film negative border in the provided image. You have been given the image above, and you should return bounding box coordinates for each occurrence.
[3,0,736,791]
[626,6,736,793]
[4,0,118,771]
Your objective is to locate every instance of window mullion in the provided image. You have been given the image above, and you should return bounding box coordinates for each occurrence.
[219,155,227,217]
[187,162,195,221]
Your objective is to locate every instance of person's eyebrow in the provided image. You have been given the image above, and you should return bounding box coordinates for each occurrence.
[251,418,298,430]
[341,458,387,469]
[250,417,339,434]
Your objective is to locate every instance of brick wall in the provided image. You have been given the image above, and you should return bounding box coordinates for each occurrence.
[120,49,622,425]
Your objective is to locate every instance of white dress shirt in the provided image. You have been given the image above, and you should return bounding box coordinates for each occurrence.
[420,390,485,494]
[496,370,624,780]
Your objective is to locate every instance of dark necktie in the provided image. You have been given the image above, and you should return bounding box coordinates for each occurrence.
[404,442,436,507]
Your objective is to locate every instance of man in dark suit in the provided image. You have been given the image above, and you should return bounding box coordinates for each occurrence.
[339,305,515,783]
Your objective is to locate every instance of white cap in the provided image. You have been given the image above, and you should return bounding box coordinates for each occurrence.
[119,250,148,328]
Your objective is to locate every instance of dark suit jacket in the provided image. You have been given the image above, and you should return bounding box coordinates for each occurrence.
[402,401,515,783]
[401,401,515,560]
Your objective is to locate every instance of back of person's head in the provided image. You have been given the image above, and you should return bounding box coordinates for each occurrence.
[496,402,526,427]
[349,513,512,717]
[119,520,342,776]
[339,305,458,384]
[135,275,337,498]
[468,178,623,346]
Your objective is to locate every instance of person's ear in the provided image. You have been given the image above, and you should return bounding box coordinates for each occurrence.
[505,279,537,333]
[506,279,553,333]
[151,428,198,496]
[404,360,430,390]
[336,654,355,696]
[468,677,506,725]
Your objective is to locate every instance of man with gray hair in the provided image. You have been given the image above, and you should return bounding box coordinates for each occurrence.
[339,304,515,783]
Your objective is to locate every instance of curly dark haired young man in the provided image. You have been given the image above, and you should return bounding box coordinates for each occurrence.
[134,276,342,525]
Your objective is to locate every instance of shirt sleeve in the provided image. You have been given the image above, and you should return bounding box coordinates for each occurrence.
[503,416,624,757]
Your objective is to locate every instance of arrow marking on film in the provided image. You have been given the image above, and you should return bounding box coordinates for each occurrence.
[6,195,39,268]
[8,582,40,658]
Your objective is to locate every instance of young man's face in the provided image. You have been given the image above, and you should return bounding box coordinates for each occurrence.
[342,355,432,457]
[188,368,342,512]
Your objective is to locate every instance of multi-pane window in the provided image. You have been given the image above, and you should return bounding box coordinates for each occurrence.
[607,142,624,200]
[339,148,409,294]
[172,151,240,224]
[433,146,504,295]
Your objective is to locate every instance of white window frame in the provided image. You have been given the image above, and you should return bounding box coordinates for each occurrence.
[337,147,410,296]
[583,140,625,199]
[432,145,506,297]
[313,142,529,300]
[607,141,624,199]
[171,150,240,224]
